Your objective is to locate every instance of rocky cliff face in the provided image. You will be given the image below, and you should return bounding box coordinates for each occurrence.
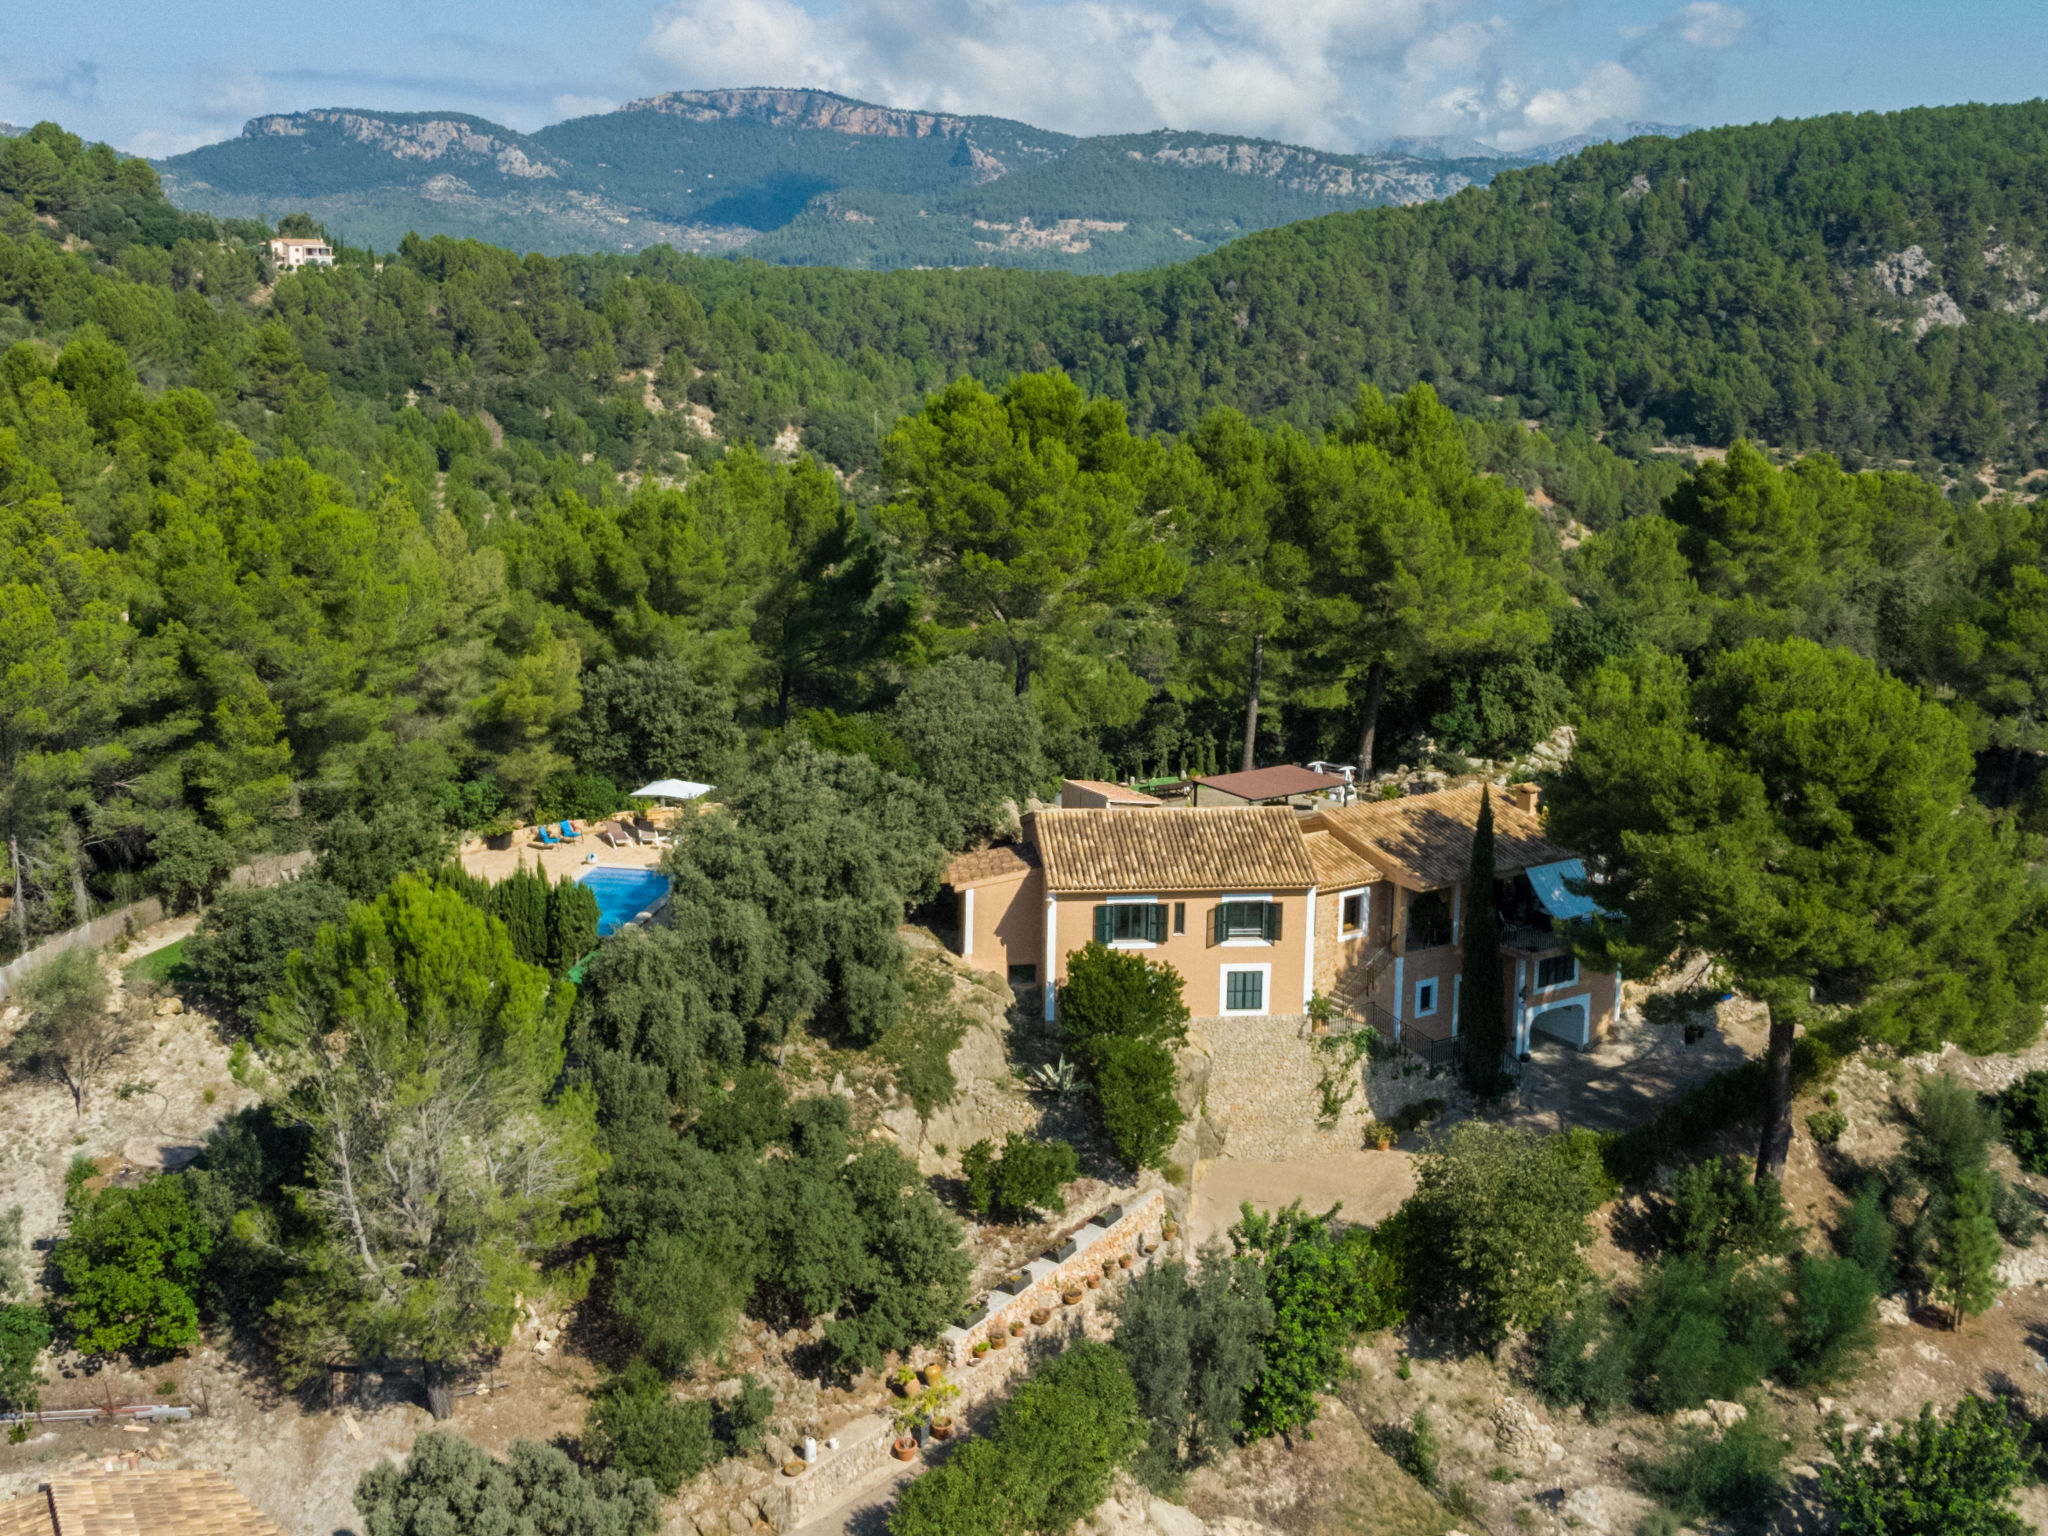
[245,111,561,179]
[623,88,990,142]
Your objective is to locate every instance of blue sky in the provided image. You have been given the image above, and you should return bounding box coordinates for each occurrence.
[5,0,2045,159]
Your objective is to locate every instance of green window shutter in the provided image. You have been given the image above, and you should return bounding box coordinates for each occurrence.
[1211,904,1225,946]
[1094,904,1111,943]
[1265,902,1283,942]
[1147,903,1168,943]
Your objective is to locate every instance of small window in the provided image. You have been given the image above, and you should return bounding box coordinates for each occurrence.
[1008,964,1037,985]
[1095,902,1168,944]
[1225,969,1265,1011]
[1173,901,1186,936]
[1340,890,1365,936]
[1414,978,1438,1017]
[1214,900,1280,943]
[1537,954,1578,990]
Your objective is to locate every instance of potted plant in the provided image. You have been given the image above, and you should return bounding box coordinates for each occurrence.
[1085,1273,1100,1290]
[1009,1319,1025,1337]
[1162,1216,1179,1242]
[1029,1307,1050,1326]
[1118,1253,1133,1270]
[891,1400,925,1459]
[1308,991,1335,1035]
[988,1330,1008,1351]
[892,1365,923,1398]
[479,812,517,851]
[783,1459,808,1478]
[972,1339,991,1362]
[924,1380,960,1438]
[1061,1286,1084,1306]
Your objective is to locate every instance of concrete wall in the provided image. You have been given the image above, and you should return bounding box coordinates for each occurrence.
[0,851,314,1003]
[958,867,1042,983]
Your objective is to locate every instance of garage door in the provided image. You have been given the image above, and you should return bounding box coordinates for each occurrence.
[1530,1001,1589,1047]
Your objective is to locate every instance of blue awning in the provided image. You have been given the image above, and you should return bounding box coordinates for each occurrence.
[1525,859,1614,922]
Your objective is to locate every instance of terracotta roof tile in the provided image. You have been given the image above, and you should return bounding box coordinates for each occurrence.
[1192,765,1348,801]
[46,1469,286,1536]
[945,842,1040,888]
[1309,786,1575,890]
[1301,830,1381,890]
[1033,807,1317,894]
[1059,779,1162,806]
[0,1492,52,1536]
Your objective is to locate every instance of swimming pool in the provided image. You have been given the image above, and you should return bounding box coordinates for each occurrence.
[579,867,672,936]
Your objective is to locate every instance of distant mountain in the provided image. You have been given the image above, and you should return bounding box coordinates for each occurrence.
[0,123,24,139]
[153,89,1685,270]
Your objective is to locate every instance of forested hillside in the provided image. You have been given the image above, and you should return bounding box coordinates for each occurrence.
[8,109,2048,951]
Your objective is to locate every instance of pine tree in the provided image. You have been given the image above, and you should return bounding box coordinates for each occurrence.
[1928,1168,2003,1328]
[491,863,550,969]
[1459,787,1508,1092]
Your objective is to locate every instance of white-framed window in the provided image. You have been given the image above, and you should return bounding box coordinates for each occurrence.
[1220,963,1271,1015]
[1535,953,1579,991]
[1094,896,1167,947]
[1413,976,1439,1017]
[1338,887,1367,939]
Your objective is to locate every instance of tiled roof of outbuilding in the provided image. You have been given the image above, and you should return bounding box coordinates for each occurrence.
[1301,829,1381,890]
[945,842,1040,887]
[1033,807,1317,894]
[0,1469,287,1536]
[1309,785,1574,890]
[1192,765,1348,801]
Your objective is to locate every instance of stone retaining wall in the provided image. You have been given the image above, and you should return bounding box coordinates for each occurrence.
[755,1190,1170,1533]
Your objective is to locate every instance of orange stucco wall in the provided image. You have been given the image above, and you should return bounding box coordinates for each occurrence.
[1046,889,1315,1018]
[958,867,1042,981]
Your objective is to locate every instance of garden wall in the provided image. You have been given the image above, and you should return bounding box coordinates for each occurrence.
[0,851,314,1003]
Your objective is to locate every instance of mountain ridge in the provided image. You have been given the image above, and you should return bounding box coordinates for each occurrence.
[154,91,1685,270]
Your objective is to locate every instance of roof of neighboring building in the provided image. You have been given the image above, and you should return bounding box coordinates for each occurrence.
[945,841,1040,888]
[1060,778,1162,807]
[0,1470,287,1536]
[1310,785,1575,891]
[271,236,329,246]
[1192,765,1349,801]
[1301,829,1381,890]
[1032,807,1317,894]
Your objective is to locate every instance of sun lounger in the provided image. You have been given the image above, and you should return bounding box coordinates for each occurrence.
[534,826,561,847]
[599,821,637,848]
[557,820,582,841]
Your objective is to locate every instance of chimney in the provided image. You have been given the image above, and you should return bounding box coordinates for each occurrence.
[1508,781,1542,815]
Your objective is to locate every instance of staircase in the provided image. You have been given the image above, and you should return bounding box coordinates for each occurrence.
[1331,944,1394,1020]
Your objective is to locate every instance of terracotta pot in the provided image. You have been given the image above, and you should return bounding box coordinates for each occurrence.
[972,1343,990,1360]
[1086,1275,1100,1290]
[898,1376,924,1399]
[989,1332,1008,1350]
[1118,1254,1132,1269]
[892,1438,918,1462]
[931,1418,954,1440]
[1029,1308,1050,1326]
[783,1460,808,1478]
[1009,1320,1025,1336]
[921,1364,944,1387]
[1061,1289,1083,1306]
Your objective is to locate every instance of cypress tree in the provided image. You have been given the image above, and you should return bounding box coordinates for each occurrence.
[547,875,601,976]
[493,863,550,969]
[1459,787,1508,1091]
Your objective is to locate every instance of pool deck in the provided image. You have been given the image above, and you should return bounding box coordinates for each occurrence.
[457,830,666,887]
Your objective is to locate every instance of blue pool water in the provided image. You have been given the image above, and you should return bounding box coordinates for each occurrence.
[580,867,671,936]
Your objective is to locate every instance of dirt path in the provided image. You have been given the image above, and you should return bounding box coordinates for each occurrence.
[1187,1151,1417,1252]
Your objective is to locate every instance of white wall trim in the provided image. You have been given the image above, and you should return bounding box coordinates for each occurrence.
[1337,886,1369,940]
[1413,975,1440,1017]
[1532,952,1580,993]
[1392,953,1405,1042]
[1043,895,1058,1023]
[1529,995,1591,1048]
[1219,961,1274,1016]
[962,886,974,959]
[1302,885,1317,1007]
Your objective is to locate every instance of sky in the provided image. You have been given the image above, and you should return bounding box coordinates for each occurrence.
[4,0,2046,160]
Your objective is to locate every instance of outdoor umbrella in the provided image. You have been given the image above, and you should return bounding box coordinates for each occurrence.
[630,779,714,801]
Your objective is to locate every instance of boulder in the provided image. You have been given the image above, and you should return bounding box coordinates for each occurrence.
[1146,1502,1206,1536]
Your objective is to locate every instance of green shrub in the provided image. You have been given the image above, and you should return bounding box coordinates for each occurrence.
[1925,1168,2003,1328]
[1092,1036,1185,1171]
[1401,1122,1604,1352]
[51,1175,210,1359]
[546,874,601,975]
[356,1429,660,1536]
[1807,1107,1849,1145]
[1626,1256,1788,1414]
[1819,1397,2031,1536]
[1999,1070,2048,1174]
[889,1342,1144,1536]
[962,1134,1080,1221]
[1530,1287,1630,1420]
[583,1362,715,1495]
[614,1234,753,1375]
[1234,1203,1404,1439]
[1377,1409,1439,1488]
[1838,1182,1899,1292]
[185,878,351,1033]
[1784,1255,1879,1386]
[1636,1411,1787,1524]
[1112,1245,1273,1490]
[717,1374,774,1455]
[1666,1158,1795,1261]
[0,1303,51,1415]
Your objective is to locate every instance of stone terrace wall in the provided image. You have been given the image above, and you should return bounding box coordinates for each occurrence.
[755,1190,1170,1533]
[1187,1014,1460,1160]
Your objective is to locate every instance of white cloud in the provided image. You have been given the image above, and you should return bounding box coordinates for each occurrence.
[634,0,1745,153]
[550,94,620,121]
[1675,2,1749,49]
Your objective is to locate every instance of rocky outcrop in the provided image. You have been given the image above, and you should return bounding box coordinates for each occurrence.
[245,112,560,178]
[625,89,985,142]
